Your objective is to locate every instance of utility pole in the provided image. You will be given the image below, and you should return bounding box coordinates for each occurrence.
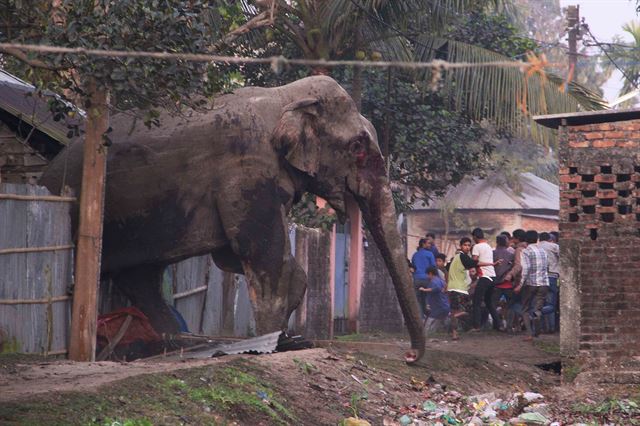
[68,81,110,361]
[566,5,580,74]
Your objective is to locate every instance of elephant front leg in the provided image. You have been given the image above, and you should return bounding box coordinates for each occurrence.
[222,198,308,334]
[241,253,308,334]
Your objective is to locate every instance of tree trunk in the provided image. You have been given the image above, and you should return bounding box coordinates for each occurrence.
[351,28,364,111]
[68,81,110,362]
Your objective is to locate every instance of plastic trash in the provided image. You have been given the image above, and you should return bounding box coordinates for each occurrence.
[522,392,544,403]
[399,414,413,425]
[441,414,461,425]
[482,407,498,419]
[517,411,550,425]
[467,416,483,426]
[423,400,439,412]
[471,392,496,403]
[524,403,551,418]
[343,418,371,426]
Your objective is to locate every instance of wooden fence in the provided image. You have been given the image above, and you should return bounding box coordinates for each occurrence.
[0,183,74,355]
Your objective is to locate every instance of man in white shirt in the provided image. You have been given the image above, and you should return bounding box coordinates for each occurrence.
[470,228,502,331]
[538,232,559,332]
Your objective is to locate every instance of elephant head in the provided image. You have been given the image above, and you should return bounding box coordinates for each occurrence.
[272,76,425,363]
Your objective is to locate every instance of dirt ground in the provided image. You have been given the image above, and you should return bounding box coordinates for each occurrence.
[0,332,638,425]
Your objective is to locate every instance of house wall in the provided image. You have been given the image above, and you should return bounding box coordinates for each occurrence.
[560,120,640,384]
[359,231,404,333]
[406,210,557,260]
[0,121,49,184]
[521,216,559,232]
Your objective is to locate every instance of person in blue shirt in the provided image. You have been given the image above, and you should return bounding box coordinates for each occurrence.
[411,238,436,319]
[420,266,453,338]
[425,232,440,258]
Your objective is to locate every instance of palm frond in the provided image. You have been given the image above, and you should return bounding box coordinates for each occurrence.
[414,38,607,145]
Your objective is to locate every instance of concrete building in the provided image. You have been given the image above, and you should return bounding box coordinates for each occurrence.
[405,172,559,259]
[535,108,640,384]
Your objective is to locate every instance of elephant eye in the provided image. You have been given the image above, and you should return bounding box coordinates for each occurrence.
[350,137,368,166]
[349,134,369,153]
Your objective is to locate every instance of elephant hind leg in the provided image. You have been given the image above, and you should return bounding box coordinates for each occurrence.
[112,263,180,335]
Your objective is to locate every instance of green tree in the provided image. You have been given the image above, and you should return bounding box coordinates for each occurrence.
[510,0,612,98]
[600,21,640,107]
[222,0,605,146]
[0,0,246,361]
[0,0,244,118]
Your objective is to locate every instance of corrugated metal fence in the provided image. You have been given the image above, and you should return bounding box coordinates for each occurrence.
[0,183,74,355]
[0,183,344,354]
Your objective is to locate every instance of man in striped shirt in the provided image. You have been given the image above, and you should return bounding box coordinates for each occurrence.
[517,230,549,341]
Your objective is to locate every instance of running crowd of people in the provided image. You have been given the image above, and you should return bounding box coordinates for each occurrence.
[410,228,560,342]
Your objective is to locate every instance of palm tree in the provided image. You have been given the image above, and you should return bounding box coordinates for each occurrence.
[601,21,640,107]
[222,0,604,144]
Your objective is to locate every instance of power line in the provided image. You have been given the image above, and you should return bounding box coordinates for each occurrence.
[0,41,542,71]
[582,23,639,90]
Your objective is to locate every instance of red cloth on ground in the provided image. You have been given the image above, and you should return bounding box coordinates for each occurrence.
[97,307,161,347]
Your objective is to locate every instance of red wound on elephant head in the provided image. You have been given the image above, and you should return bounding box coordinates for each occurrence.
[350,139,368,167]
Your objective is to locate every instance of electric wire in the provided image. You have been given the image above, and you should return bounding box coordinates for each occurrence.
[582,23,639,90]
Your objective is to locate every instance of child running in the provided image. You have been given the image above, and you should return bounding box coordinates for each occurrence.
[420,266,451,337]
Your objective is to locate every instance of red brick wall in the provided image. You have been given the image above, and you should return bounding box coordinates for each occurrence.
[560,120,640,383]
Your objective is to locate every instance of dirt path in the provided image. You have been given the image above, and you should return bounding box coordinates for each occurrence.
[0,355,244,402]
[1,333,638,425]
[1,331,559,403]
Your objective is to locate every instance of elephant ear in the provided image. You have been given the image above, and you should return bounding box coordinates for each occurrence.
[272,98,321,176]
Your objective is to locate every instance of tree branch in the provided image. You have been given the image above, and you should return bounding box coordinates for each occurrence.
[210,10,274,53]
[0,45,70,71]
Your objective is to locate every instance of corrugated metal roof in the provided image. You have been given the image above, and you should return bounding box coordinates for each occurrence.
[411,172,559,211]
[0,70,82,145]
[187,331,282,359]
[533,108,640,129]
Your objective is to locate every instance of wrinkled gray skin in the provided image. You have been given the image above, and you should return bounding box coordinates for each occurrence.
[40,76,425,363]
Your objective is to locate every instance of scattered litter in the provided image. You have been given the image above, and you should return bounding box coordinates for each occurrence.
[392,378,563,425]
[343,417,371,426]
[515,411,550,425]
[351,374,364,385]
[467,416,483,425]
[399,414,413,425]
[522,392,544,403]
[524,403,551,418]
[481,406,498,419]
[422,400,438,412]
[410,377,426,391]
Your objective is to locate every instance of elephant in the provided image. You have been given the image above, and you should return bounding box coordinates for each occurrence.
[40,76,425,363]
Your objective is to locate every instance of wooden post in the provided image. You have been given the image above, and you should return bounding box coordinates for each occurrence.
[68,82,109,361]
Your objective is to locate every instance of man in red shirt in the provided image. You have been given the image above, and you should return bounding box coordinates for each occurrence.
[493,234,515,331]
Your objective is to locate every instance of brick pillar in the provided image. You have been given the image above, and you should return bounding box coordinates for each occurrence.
[560,120,640,384]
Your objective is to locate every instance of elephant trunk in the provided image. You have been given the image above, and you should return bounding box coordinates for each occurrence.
[355,179,425,364]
